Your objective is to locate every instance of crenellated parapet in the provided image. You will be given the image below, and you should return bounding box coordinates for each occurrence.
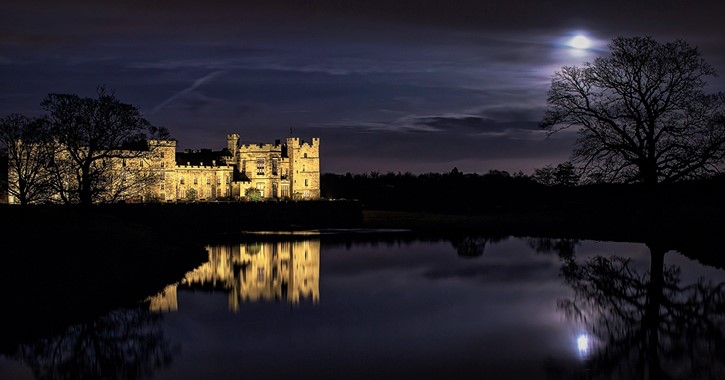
[238,143,283,152]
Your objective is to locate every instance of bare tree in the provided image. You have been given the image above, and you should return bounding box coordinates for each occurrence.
[0,114,55,204]
[541,36,725,189]
[532,161,580,187]
[41,86,170,205]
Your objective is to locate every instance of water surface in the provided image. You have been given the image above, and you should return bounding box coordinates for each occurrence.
[2,231,723,379]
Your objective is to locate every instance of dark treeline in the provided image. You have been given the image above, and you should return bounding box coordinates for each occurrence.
[321,169,725,221]
[322,169,543,214]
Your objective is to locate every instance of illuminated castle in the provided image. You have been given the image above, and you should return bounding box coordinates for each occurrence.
[4,134,320,203]
[154,135,320,202]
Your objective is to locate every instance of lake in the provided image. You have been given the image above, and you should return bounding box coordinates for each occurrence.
[1,230,723,379]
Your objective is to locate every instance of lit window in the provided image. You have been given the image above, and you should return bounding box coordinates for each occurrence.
[256,158,265,175]
[206,177,210,185]
[194,178,198,185]
[272,158,278,175]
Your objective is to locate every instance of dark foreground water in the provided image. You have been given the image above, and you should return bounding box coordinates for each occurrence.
[2,230,724,380]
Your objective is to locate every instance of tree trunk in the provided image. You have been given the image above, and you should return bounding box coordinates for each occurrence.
[80,163,92,205]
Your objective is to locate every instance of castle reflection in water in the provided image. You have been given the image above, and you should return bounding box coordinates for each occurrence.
[149,238,320,312]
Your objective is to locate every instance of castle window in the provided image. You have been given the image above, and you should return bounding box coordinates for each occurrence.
[305,179,309,186]
[304,153,308,158]
[256,158,265,175]
[206,177,211,185]
[271,158,278,176]
[160,172,165,180]
[217,178,221,185]
[140,160,144,168]
[160,162,165,168]
[302,165,305,172]
[160,152,165,158]
[122,159,126,167]
[180,177,185,184]
[160,183,165,190]
[160,193,165,200]
[226,176,230,184]
[194,177,198,185]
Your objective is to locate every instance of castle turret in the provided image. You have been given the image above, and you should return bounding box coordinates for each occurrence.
[287,137,320,200]
[227,133,239,160]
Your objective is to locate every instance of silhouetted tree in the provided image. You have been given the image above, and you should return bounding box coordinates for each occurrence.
[558,243,725,379]
[532,161,580,187]
[0,114,55,204]
[541,36,725,189]
[41,85,170,205]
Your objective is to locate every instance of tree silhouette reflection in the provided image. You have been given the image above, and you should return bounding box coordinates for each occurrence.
[450,235,508,258]
[13,307,177,380]
[558,243,725,379]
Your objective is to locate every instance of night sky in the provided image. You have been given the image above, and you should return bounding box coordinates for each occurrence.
[2,1,725,174]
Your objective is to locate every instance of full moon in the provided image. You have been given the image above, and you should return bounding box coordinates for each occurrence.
[569,35,591,49]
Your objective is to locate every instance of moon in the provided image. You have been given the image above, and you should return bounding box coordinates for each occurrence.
[569,35,591,49]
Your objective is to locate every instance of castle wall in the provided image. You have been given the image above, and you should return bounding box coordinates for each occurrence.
[287,137,320,199]
[172,165,234,202]
[235,141,292,199]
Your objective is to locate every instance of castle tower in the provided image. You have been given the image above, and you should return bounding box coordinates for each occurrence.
[227,133,239,161]
[287,137,320,199]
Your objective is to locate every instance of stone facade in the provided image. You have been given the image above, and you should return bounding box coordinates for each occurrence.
[153,135,320,202]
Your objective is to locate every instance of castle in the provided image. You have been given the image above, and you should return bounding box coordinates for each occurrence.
[154,134,320,202]
[4,134,320,204]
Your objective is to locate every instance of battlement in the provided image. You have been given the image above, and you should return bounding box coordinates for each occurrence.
[239,143,283,152]
[148,140,177,148]
[176,161,231,169]
[287,137,320,148]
